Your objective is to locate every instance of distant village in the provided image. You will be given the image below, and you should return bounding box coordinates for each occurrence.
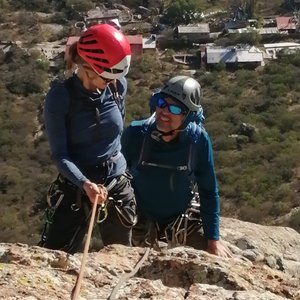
[1,2,300,71]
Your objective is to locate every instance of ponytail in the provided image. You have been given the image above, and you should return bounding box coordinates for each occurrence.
[65,42,84,71]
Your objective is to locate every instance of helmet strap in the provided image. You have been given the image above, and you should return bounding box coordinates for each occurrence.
[151,111,191,141]
[151,128,185,142]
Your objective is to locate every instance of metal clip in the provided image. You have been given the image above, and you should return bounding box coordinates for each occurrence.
[97,203,108,223]
[70,204,80,212]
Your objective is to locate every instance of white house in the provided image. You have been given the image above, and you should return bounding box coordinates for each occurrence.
[264,42,300,59]
[142,34,157,53]
[206,44,264,67]
[174,24,210,42]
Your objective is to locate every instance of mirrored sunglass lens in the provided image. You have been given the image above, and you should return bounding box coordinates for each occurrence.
[157,97,182,115]
[169,105,182,115]
[157,97,167,108]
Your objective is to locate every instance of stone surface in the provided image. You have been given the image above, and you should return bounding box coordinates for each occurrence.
[0,217,299,300]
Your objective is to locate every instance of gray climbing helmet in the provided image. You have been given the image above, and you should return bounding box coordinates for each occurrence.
[161,76,202,112]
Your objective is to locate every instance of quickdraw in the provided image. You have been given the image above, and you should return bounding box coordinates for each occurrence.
[38,186,64,247]
[163,193,202,248]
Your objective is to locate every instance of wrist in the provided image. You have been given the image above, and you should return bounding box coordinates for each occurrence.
[207,239,219,247]
[208,239,218,243]
[83,180,92,191]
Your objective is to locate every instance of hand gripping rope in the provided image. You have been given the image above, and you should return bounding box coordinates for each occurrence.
[71,178,117,300]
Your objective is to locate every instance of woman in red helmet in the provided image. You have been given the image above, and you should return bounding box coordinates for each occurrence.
[41,24,137,253]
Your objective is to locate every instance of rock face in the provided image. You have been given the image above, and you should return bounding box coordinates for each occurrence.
[0,218,300,300]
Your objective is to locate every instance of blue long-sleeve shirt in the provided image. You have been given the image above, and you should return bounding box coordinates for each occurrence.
[121,120,220,240]
[43,74,127,188]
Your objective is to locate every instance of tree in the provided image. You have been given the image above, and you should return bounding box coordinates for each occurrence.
[165,0,202,25]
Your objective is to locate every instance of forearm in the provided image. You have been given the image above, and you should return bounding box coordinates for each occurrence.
[52,155,88,188]
[201,209,220,240]
[198,185,220,240]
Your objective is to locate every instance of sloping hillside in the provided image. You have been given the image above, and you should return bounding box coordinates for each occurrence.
[0,0,299,246]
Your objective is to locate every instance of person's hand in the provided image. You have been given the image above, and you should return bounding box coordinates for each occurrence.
[207,239,233,258]
[83,181,108,205]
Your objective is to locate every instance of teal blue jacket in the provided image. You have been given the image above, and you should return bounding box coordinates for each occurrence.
[121,118,220,240]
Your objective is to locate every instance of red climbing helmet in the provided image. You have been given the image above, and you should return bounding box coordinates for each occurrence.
[77,24,131,79]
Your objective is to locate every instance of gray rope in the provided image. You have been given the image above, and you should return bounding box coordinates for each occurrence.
[108,247,151,300]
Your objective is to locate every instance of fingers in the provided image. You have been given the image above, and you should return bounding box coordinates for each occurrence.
[83,181,99,195]
[219,249,233,258]
[83,180,108,204]
[96,184,108,204]
[207,240,233,258]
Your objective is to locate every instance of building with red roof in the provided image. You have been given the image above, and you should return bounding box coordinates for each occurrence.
[64,36,80,62]
[125,35,143,58]
[276,16,297,33]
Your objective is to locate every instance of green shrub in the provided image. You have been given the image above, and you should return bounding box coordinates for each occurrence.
[289,211,300,232]
[239,204,266,223]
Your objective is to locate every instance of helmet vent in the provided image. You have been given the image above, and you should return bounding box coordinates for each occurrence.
[86,56,109,64]
[81,33,93,38]
[79,39,98,45]
[111,68,124,74]
[78,48,104,54]
[99,66,123,74]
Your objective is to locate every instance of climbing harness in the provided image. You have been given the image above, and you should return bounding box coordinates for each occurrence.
[38,174,83,247]
[38,177,67,247]
[162,193,202,248]
[39,171,136,250]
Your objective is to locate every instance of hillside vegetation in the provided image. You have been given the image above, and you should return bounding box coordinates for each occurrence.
[0,0,299,245]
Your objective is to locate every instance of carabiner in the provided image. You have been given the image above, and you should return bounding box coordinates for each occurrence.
[97,203,108,223]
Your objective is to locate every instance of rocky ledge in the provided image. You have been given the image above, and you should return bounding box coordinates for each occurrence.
[0,217,299,300]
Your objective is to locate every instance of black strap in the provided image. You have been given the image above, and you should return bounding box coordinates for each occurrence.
[138,125,195,174]
[108,79,125,121]
[64,77,76,121]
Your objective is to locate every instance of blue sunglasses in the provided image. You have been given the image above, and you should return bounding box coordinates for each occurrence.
[156,97,185,115]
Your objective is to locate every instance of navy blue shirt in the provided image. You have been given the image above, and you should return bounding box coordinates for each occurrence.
[121,119,220,240]
[43,74,127,188]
